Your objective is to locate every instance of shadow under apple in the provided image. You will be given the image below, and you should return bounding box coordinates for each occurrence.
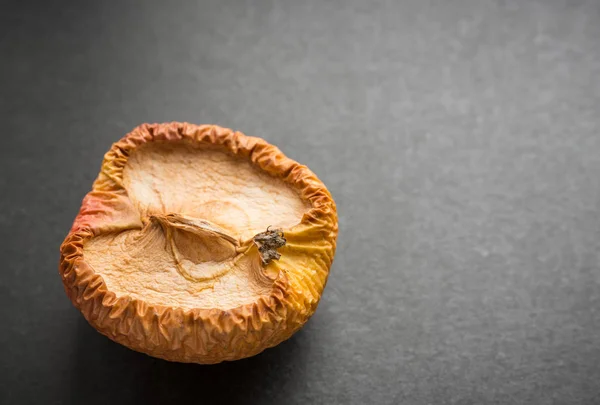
[69,315,312,405]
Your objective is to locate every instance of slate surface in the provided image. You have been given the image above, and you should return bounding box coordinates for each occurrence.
[1,1,600,404]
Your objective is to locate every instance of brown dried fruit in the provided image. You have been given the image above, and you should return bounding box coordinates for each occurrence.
[59,123,338,364]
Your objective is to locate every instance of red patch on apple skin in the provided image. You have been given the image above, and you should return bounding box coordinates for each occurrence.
[70,191,142,234]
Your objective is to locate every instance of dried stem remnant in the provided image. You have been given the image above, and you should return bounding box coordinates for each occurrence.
[253,227,287,265]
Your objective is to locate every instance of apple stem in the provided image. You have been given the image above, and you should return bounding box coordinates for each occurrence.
[253,227,286,265]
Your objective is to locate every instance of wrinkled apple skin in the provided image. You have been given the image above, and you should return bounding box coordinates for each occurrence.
[59,123,338,364]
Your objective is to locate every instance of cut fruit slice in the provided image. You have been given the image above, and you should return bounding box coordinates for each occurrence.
[59,123,338,364]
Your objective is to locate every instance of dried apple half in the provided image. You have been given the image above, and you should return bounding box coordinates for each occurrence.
[59,123,338,363]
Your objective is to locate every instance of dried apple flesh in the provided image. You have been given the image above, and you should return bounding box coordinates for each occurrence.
[83,142,309,310]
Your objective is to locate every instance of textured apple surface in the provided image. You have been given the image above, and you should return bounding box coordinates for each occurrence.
[59,123,337,363]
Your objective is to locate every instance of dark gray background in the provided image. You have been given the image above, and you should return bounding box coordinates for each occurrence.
[2,0,600,404]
